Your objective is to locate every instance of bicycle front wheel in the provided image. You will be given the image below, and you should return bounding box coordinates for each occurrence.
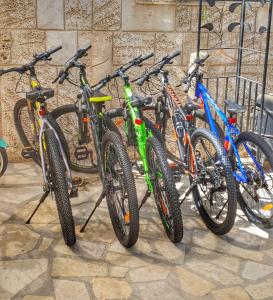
[231,131,273,226]
[44,129,76,246]
[146,136,183,243]
[0,148,8,177]
[102,130,139,248]
[189,128,237,235]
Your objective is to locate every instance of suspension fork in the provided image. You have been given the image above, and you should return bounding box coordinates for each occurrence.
[39,117,72,188]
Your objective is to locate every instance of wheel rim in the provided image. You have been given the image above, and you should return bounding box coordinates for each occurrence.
[104,141,130,237]
[235,140,273,220]
[0,152,4,174]
[193,136,229,225]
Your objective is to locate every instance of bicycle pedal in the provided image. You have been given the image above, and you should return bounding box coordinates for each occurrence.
[75,146,89,160]
[69,185,78,198]
[21,147,37,159]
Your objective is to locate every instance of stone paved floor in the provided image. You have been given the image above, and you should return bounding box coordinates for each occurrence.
[1,163,273,300]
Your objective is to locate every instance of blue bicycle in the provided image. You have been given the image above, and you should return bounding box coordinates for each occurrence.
[0,138,8,177]
[182,54,273,226]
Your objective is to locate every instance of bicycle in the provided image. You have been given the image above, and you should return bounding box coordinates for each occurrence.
[52,45,139,248]
[181,53,273,226]
[134,51,237,235]
[0,47,76,246]
[94,53,183,243]
[0,138,8,177]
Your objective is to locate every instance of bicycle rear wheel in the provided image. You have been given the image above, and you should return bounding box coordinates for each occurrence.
[44,129,76,246]
[102,130,139,247]
[14,98,69,165]
[146,136,183,243]
[189,128,237,235]
[231,131,273,226]
[51,104,121,173]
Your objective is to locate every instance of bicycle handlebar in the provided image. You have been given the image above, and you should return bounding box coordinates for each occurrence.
[0,46,62,76]
[91,52,154,90]
[182,53,210,93]
[134,50,181,86]
[52,44,92,84]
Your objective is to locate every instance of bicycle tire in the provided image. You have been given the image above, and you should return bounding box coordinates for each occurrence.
[51,104,122,173]
[190,128,237,235]
[102,130,139,247]
[230,131,273,226]
[13,98,70,164]
[0,148,8,177]
[194,110,225,142]
[44,129,76,246]
[146,136,183,243]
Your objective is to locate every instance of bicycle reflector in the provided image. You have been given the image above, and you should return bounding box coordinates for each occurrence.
[228,117,237,124]
[135,118,143,125]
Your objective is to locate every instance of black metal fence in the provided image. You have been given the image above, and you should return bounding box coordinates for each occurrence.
[197,0,273,146]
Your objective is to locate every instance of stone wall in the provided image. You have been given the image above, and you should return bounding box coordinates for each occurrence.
[0,0,271,160]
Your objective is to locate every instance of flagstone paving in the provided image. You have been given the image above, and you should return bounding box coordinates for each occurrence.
[1,162,273,299]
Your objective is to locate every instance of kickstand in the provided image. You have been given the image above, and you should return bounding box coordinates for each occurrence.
[26,190,50,224]
[80,190,106,233]
[138,189,151,210]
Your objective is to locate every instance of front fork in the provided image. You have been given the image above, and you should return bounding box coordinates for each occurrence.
[39,117,72,190]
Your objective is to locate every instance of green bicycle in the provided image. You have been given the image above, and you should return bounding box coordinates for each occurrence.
[93,54,183,243]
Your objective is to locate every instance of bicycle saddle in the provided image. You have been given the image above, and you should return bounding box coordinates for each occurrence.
[257,94,273,106]
[183,102,200,114]
[26,88,54,102]
[131,96,152,108]
[89,90,112,102]
[224,99,246,114]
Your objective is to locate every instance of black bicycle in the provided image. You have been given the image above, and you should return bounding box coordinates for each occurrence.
[0,47,76,246]
[52,45,139,248]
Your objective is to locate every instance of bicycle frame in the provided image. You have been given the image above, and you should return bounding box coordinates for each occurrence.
[79,70,108,182]
[123,84,154,192]
[29,78,72,188]
[196,81,264,183]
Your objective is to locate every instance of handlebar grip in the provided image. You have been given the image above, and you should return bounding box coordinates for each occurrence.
[141,52,154,62]
[200,53,209,63]
[137,76,147,86]
[168,50,181,60]
[48,45,62,55]
[58,71,67,84]
[84,44,92,51]
[184,81,191,93]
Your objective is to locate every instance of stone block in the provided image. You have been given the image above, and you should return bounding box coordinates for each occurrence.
[78,31,113,66]
[92,278,132,300]
[11,30,45,65]
[37,0,64,30]
[155,33,183,65]
[113,32,155,65]
[137,0,176,3]
[176,4,193,32]
[0,0,36,29]
[0,31,12,64]
[122,0,175,31]
[93,0,121,30]
[0,69,29,111]
[65,0,92,30]
[46,31,77,65]
[53,280,90,300]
